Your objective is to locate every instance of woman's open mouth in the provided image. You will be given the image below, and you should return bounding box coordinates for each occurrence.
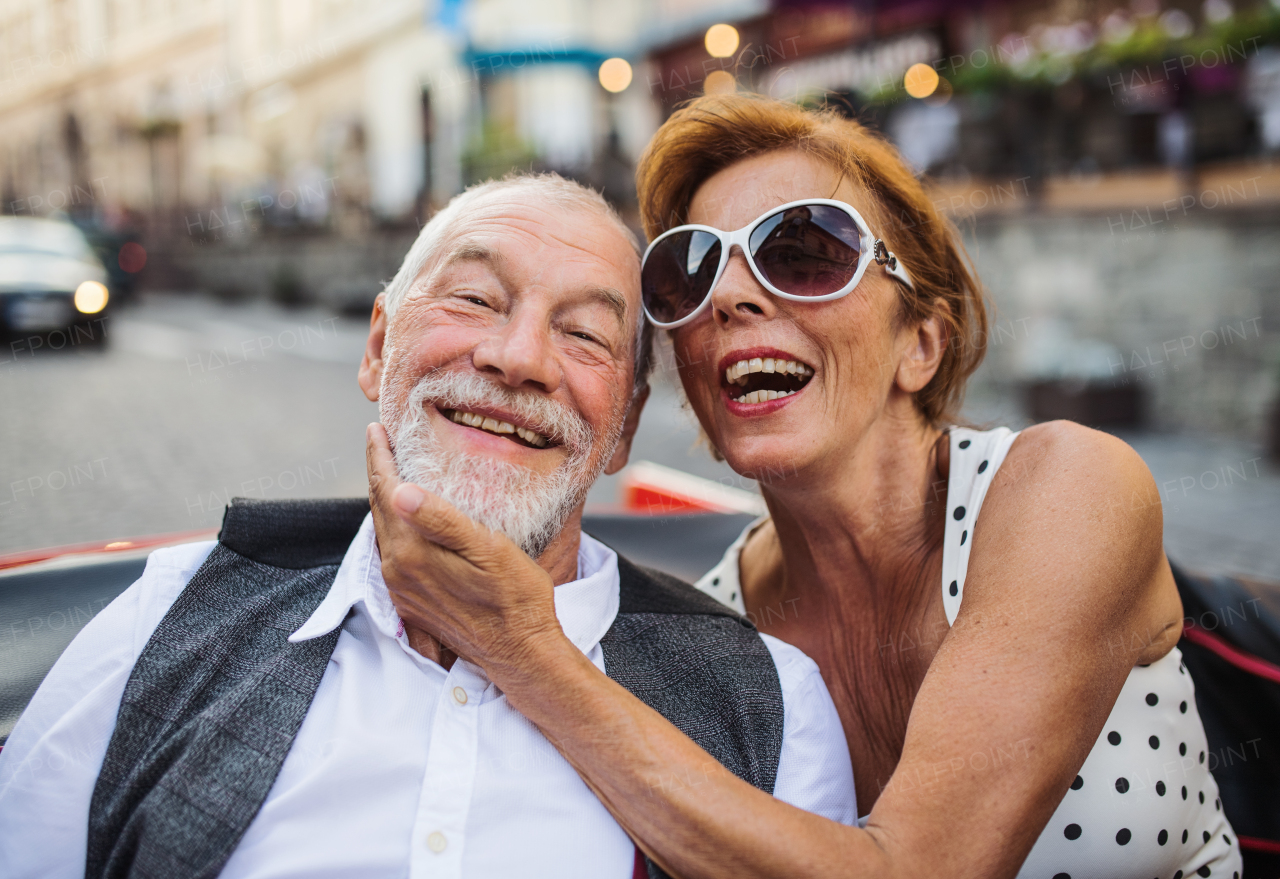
[439,407,552,448]
[722,356,813,405]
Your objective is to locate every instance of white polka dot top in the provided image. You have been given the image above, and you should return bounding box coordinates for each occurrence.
[695,426,1242,878]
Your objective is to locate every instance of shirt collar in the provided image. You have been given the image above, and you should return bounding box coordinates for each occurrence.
[288,513,621,657]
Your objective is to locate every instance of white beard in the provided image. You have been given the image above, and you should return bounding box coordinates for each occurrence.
[381,369,623,559]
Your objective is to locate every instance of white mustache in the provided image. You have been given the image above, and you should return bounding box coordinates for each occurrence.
[382,368,611,558]
[405,370,594,456]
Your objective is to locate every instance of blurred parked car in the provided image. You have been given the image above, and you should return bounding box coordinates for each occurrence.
[0,216,111,345]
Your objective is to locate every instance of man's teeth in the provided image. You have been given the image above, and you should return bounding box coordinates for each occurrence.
[732,389,798,404]
[724,357,813,384]
[448,409,548,446]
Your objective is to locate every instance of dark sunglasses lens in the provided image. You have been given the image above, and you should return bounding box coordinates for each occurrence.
[642,230,722,323]
[748,205,861,297]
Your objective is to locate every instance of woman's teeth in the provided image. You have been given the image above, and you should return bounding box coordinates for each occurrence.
[733,389,797,404]
[724,357,812,385]
[448,409,548,446]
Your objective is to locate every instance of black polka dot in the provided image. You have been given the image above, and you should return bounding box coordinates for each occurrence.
[1158,829,1169,845]
[949,580,958,596]
[1145,692,1158,706]
[1052,874,1070,879]
[1064,823,1082,840]
[1180,700,1188,713]
[712,577,720,586]
[1115,777,1129,793]
[1070,775,1083,790]
[958,439,971,449]
[1149,735,1160,749]
[1224,834,1231,845]
[1216,798,1221,811]
[1182,829,1189,843]
[1199,791,1205,804]
[1204,830,1211,843]
[1182,786,1188,800]
[953,506,966,520]
[960,530,967,545]
[1174,872,1183,879]
[1116,827,1131,845]
[1156,781,1166,796]
[1107,731,1121,746]
[1197,867,1211,878]
[729,592,737,601]
[977,459,988,473]
[1180,742,1187,756]
[1199,750,1205,763]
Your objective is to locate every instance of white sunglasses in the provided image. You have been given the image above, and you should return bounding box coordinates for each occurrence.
[640,198,915,329]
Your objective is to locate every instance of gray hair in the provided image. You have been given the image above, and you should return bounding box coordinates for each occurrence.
[382,172,654,393]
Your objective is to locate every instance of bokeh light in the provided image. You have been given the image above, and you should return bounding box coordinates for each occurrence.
[705,24,739,58]
[598,58,633,93]
[74,280,109,314]
[904,63,940,99]
[704,70,736,95]
[118,242,147,273]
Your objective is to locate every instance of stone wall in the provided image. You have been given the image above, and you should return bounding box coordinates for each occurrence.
[963,209,1280,441]
[167,229,420,314]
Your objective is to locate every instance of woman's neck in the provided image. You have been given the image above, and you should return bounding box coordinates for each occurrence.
[741,404,953,808]
[753,405,949,614]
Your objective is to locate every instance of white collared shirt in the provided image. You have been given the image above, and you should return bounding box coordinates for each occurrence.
[0,515,855,878]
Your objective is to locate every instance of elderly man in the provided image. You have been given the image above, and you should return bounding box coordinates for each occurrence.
[0,174,854,878]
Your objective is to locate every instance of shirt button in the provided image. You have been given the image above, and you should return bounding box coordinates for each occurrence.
[452,686,468,705]
[426,831,447,853]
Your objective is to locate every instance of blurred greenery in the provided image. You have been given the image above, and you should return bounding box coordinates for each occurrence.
[461,122,539,186]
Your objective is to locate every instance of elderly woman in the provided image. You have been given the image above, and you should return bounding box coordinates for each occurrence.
[371,95,1240,878]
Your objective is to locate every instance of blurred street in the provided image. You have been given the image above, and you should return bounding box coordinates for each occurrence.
[1,295,377,550]
[3,293,1278,583]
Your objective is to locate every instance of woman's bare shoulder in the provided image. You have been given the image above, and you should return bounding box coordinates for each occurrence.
[967,420,1180,660]
[994,420,1162,534]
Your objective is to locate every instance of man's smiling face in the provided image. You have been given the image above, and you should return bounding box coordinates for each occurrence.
[359,187,644,558]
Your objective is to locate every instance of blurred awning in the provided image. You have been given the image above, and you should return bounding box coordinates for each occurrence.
[462,46,614,75]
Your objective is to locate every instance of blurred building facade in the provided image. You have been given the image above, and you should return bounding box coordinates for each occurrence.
[1,1,427,224]
[0,0,663,305]
[0,0,651,236]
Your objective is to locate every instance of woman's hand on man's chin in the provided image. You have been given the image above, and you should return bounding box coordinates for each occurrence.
[364,422,568,681]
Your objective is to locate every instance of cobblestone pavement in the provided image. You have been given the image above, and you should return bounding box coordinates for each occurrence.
[3,294,1276,582]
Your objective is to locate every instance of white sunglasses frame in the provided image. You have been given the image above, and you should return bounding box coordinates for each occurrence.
[640,197,916,329]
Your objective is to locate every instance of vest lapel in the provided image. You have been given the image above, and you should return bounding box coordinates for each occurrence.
[86,545,342,879]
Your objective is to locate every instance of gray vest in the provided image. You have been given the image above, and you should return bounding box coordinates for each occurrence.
[86,498,783,879]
